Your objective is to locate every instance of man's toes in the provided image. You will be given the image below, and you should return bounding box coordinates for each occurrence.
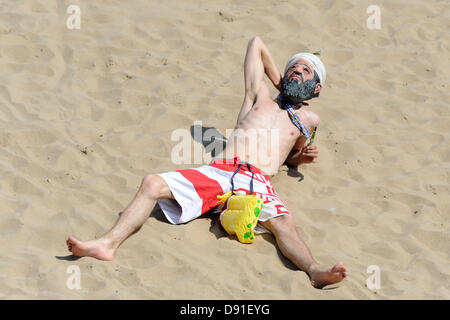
[337,266,346,274]
[333,262,346,273]
[68,236,80,246]
[66,237,79,253]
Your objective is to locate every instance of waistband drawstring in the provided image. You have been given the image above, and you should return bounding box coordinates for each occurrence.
[230,162,254,194]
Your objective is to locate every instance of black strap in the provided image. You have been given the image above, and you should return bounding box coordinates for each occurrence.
[230,163,242,193]
[247,162,255,194]
[230,162,254,194]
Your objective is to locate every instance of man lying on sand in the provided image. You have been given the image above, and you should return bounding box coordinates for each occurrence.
[67,36,347,289]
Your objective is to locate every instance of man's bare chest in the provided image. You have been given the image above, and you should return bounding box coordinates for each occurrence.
[245,100,308,139]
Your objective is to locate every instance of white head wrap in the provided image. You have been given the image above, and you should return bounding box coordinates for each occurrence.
[284,53,326,86]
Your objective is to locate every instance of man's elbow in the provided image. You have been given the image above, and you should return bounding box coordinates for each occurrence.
[285,157,302,167]
[249,36,261,43]
[284,149,302,167]
[248,36,263,49]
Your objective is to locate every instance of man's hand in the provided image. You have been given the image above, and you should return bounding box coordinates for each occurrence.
[284,143,319,166]
[300,145,319,164]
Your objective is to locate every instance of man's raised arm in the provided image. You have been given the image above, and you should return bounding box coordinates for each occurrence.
[244,36,281,100]
[237,37,281,123]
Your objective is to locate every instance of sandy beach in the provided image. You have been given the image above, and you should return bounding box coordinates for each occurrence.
[0,0,448,299]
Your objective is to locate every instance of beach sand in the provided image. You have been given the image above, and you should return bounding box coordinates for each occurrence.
[0,0,448,299]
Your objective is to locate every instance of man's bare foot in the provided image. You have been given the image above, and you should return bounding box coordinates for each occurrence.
[309,262,348,289]
[66,236,115,261]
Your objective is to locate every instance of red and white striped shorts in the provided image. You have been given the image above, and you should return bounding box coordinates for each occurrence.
[157,157,289,224]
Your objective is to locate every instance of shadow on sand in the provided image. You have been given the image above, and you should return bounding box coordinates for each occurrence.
[189,124,227,158]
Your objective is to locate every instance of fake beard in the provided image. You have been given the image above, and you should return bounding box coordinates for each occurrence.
[280,75,317,106]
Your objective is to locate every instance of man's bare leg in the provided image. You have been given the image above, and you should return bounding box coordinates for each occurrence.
[66,174,173,261]
[260,215,347,289]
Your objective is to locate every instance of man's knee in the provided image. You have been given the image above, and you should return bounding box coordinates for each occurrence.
[141,174,172,199]
[263,214,296,236]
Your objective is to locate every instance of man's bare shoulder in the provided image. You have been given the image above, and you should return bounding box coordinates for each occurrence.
[298,108,320,132]
[307,109,320,126]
